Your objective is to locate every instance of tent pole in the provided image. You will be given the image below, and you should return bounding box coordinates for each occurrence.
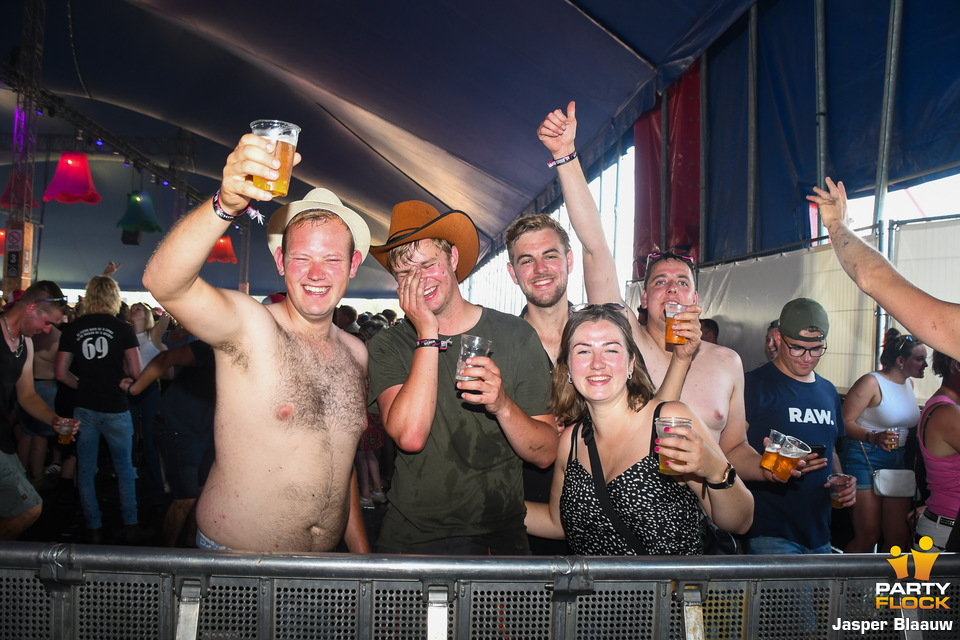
[814,0,827,237]
[874,0,904,357]
[660,92,670,251]
[699,52,709,263]
[746,4,758,253]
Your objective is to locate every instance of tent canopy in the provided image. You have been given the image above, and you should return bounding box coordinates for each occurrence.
[1,0,958,297]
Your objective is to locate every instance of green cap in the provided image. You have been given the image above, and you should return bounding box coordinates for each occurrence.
[778,298,829,341]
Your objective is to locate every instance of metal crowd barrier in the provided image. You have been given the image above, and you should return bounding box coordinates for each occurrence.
[1,542,958,639]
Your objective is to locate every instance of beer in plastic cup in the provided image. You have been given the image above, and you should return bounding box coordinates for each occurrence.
[828,474,852,509]
[772,437,811,481]
[664,303,687,345]
[56,418,79,445]
[456,335,493,382]
[760,429,787,472]
[250,119,301,197]
[884,429,901,450]
[655,416,691,475]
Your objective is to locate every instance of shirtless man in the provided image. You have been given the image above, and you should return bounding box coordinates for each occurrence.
[143,133,371,552]
[537,101,773,481]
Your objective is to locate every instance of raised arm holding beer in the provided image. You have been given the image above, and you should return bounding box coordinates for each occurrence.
[142,128,371,553]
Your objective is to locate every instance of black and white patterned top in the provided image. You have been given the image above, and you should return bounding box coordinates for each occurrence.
[558,415,703,556]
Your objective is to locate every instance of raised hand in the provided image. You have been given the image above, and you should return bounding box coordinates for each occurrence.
[396,266,438,339]
[537,100,577,159]
[671,304,703,360]
[219,134,303,215]
[807,177,847,230]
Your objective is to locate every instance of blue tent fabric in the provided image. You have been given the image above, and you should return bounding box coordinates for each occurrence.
[1,0,959,294]
[706,0,960,262]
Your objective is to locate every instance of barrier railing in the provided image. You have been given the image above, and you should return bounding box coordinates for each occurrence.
[1,542,957,639]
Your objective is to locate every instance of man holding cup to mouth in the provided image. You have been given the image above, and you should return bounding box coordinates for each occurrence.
[367,201,558,555]
[743,298,857,554]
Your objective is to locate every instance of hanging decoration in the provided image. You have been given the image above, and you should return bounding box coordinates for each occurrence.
[42,151,101,204]
[207,236,237,263]
[0,170,40,210]
[116,191,162,233]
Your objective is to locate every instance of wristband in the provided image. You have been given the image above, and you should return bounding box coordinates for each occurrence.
[547,151,577,168]
[213,189,265,225]
[416,338,449,351]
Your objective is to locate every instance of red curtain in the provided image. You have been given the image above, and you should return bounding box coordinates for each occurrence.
[633,59,702,280]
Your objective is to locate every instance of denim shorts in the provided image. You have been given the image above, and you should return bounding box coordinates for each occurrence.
[0,450,42,519]
[839,439,905,489]
[17,380,58,437]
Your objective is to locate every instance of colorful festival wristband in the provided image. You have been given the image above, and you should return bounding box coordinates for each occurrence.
[213,189,264,225]
[547,151,577,168]
[416,338,449,351]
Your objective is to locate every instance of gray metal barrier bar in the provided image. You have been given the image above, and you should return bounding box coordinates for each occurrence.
[1,542,957,639]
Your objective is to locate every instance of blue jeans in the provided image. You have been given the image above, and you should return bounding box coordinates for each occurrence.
[129,381,164,507]
[748,536,832,555]
[74,407,139,529]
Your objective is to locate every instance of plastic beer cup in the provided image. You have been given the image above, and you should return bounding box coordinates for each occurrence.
[56,418,79,445]
[664,303,687,345]
[884,429,901,450]
[456,335,493,382]
[827,474,852,509]
[772,437,810,481]
[760,429,787,472]
[655,416,691,475]
[250,119,301,197]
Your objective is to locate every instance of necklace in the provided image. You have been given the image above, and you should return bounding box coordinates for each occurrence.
[1,313,23,358]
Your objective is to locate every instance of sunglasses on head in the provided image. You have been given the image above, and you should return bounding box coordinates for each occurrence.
[645,252,695,272]
[570,302,626,314]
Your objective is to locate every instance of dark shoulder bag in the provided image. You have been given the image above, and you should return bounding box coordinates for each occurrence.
[579,413,648,554]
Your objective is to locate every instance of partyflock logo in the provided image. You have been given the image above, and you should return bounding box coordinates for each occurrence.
[834,536,952,633]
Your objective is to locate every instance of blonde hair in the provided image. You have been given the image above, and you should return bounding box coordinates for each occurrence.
[81,276,122,316]
[130,302,155,330]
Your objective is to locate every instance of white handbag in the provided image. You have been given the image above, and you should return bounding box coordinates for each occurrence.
[859,441,917,498]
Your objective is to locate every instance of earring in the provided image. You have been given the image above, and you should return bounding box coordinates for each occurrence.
[567,373,572,384]
[627,371,632,380]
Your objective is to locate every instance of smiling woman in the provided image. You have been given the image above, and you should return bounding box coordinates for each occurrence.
[523,304,753,555]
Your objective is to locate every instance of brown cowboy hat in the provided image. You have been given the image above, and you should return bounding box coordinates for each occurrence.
[369,201,479,283]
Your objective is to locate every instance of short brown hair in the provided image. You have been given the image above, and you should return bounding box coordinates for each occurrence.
[504,214,571,263]
[19,280,68,315]
[550,305,655,425]
[385,238,452,275]
[281,210,355,257]
[642,249,697,291]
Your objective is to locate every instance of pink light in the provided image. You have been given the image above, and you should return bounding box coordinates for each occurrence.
[43,151,101,205]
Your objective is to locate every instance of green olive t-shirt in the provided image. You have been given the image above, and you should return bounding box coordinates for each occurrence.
[367,307,552,551]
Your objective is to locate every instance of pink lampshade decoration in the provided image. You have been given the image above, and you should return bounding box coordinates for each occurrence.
[43,151,101,204]
[0,170,40,210]
[207,236,237,263]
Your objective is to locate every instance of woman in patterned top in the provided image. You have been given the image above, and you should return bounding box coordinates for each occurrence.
[524,304,753,554]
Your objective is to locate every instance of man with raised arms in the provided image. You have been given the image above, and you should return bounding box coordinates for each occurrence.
[143,133,369,552]
[809,178,960,361]
[537,101,778,481]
